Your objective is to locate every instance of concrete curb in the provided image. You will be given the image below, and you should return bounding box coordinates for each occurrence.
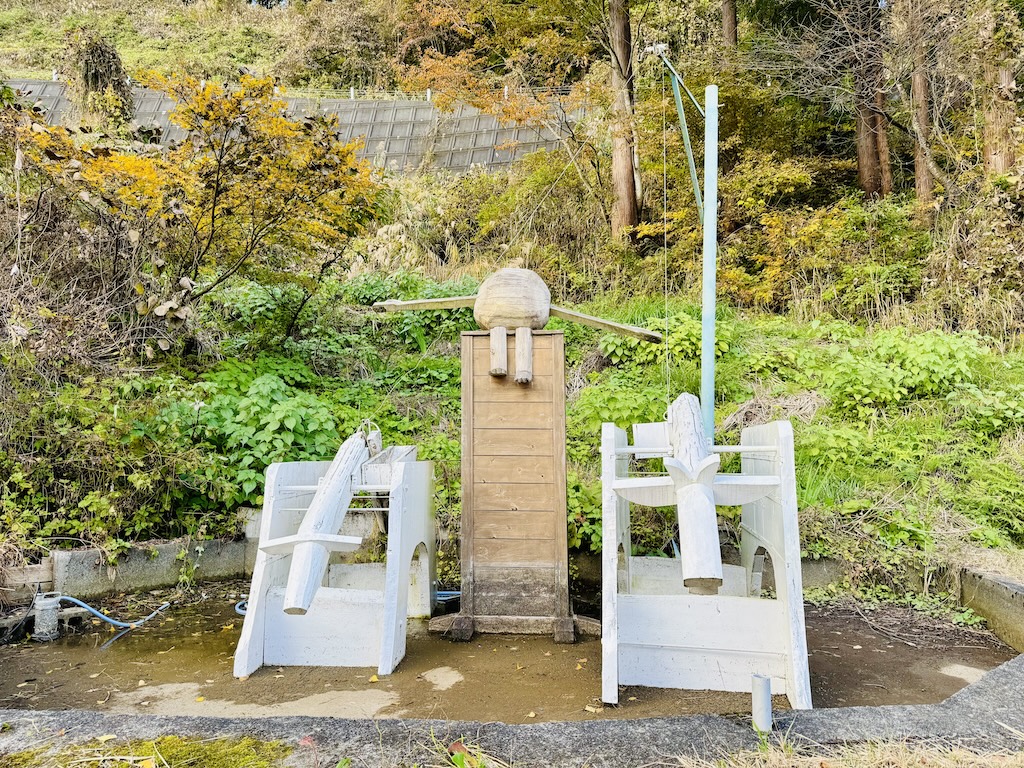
[49,539,248,600]
[2,655,1022,767]
[961,569,1024,652]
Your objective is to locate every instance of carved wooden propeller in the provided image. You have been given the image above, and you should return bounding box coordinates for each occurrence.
[374,268,662,384]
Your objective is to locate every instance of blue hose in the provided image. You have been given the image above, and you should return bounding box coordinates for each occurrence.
[58,596,170,629]
[234,600,248,615]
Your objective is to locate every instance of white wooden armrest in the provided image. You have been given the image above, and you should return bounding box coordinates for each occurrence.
[614,447,671,457]
[612,474,782,508]
[712,445,778,454]
[712,474,781,506]
[611,476,674,507]
[259,533,362,555]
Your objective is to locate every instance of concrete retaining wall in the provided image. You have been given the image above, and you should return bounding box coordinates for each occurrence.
[960,569,1024,652]
[50,539,248,599]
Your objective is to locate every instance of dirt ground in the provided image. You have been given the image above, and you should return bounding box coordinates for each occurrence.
[0,582,1015,723]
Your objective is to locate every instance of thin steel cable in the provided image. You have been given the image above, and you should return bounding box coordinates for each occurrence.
[662,68,671,419]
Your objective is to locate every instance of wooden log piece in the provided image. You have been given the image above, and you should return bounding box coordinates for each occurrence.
[489,327,508,377]
[515,327,533,384]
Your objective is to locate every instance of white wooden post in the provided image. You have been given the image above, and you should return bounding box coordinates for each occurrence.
[602,423,628,704]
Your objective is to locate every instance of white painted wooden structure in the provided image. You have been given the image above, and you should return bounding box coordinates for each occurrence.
[234,428,435,678]
[601,394,811,709]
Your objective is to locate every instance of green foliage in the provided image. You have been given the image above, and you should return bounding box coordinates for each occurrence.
[804,585,986,627]
[566,472,601,552]
[949,384,1024,436]
[818,329,984,419]
[821,354,908,419]
[569,379,667,433]
[871,329,984,398]
[189,366,339,503]
[598,314,734,367]
[716,195,930,314]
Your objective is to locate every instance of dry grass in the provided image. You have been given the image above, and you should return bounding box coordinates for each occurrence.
[721,391,827,433]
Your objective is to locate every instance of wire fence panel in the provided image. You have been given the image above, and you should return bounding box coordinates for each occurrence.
[7,79,568,172]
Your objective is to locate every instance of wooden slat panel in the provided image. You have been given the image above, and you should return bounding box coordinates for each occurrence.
[475,510,558,539]
[474,482,554,511]
[473,538,556,566]
[475,456,554,484]
[469,333,554,350]
[475,567,556,616]
[474,402,553,430]
[473,375,555,402]
[472,346,553,375]
[473,428,554,456]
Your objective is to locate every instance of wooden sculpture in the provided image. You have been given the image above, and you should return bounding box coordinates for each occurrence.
[375,268,662,642]
[374,268,660,384]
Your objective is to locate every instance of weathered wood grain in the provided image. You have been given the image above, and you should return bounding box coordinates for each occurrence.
[473,428,554,456]
[489,326,508,376]
[474,456,554,484]
[473,402,554,430]
[472,345,553,375]
[473,537,556,566]
[474,483,554,511]
[474,510,557,539]
[472,375,555,402]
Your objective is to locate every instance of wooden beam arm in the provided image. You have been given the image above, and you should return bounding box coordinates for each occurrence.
[549,305,662,343]
[372,296,478,313]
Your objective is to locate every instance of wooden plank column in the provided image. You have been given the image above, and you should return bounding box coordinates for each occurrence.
[449,330,574,642]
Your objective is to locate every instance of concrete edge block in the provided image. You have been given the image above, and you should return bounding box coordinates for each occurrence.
[960,569,1024,652]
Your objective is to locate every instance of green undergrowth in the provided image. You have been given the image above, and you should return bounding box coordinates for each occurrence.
[804,584,986,627]
[0,736,290,768]
[3,270,1024,590]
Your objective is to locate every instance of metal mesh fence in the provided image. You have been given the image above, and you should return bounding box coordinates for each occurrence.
[7,79,565,172]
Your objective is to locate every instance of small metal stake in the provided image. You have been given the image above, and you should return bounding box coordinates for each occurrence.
[752,673,773,732]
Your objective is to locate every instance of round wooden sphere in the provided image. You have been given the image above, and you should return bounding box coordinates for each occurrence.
[473,268,551,330]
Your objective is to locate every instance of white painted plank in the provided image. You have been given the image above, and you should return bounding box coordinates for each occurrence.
[601,423,628,705]
[617,594,786,652]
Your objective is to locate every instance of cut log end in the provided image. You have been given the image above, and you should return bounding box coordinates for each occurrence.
[684,577,723,596]
[489,326,508,377]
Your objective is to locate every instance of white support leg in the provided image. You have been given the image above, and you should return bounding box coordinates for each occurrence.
[602,423,628,704]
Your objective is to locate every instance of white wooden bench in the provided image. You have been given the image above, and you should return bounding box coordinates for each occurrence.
[601,393,812,709]
[234,427,435,678]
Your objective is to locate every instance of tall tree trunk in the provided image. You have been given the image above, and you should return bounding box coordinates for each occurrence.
[855,93,883,196]
[852,0,887,198]
[983,63,1016,174]
[609,0,639,238]
[911,28,933,206]
[874,90,893,195]
[979,1,1018,174]
[722,0,738,46]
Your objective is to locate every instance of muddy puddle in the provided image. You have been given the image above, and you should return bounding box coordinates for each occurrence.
[0,583,1016,723]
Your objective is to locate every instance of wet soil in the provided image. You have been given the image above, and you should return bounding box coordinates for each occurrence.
[0,583,1016,723]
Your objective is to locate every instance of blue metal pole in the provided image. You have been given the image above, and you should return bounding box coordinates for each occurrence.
[700,85,719,443]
